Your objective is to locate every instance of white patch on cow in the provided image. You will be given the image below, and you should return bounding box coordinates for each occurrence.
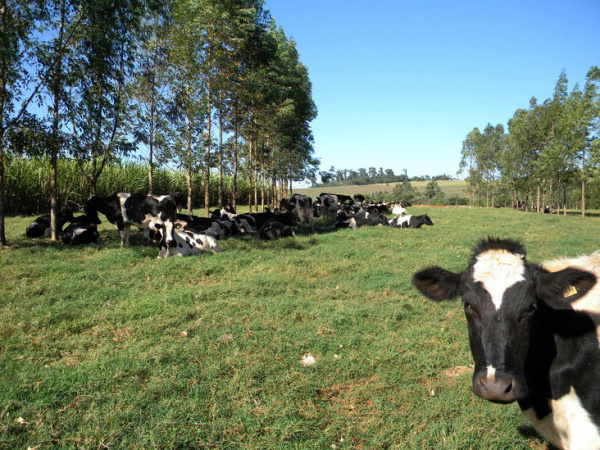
[349,217,357,230]
[118,193,131,224]
[551,387,600,449]
[486,365,496,382]
[522,408,564,449]
[472,250,526,310]
[524,387,600,450]
[392,205,407,215]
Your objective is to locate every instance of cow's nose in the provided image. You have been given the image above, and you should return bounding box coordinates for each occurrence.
[473,371,519,404]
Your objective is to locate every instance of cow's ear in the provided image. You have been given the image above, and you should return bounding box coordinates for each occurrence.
[535,267,596,307]
[412,267,463,301]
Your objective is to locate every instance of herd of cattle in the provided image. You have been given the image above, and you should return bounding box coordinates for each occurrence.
[25,192,434,257]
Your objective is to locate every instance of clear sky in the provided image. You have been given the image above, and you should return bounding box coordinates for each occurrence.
[264,0,599,181]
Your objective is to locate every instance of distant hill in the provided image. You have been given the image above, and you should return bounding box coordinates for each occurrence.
[293,180,468,200]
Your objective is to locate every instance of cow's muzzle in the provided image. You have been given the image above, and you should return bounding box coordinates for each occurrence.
[472,370,525,404]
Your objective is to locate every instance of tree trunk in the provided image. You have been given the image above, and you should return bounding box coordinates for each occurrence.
[204,103,211,217]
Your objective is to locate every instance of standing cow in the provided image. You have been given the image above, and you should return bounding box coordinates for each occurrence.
[84,193,176,248]
[412,237,600,449]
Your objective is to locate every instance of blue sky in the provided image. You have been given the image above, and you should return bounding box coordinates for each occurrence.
[265,0,599,180]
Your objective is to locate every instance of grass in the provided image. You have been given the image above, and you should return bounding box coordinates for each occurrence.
[2,207,599,448]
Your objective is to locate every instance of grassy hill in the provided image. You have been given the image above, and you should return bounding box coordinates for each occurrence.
[294,180,468,200]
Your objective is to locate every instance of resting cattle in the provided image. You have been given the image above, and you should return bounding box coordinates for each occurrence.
[84,193,176,248]
[26,209,74,238]
[412,237,600,449]
[62,214,101,245]
[335,209,388,229]
[157,220,221,258]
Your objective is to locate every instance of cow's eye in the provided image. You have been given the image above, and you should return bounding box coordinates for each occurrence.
[519,304,536,321]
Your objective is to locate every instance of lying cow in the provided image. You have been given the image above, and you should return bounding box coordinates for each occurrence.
[26,208,74,238]
[84,193,176,248]
[336,209,389,229]
[259,219,295,240]
[412,237,600,449]
[157,221,221,258]
[62,214,101,245]
[389,214,433,228]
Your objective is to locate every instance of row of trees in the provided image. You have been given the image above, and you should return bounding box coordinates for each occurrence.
[0,0,317,245]
[460,67,600,213]
[316,166,455,186]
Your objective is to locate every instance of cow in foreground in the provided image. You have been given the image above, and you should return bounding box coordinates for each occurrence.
[412,237,600,449]
[157,221,221,258]
[84,193,176,248]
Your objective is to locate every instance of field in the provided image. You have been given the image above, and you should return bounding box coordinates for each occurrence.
[295,180,468,199]
[2,207,599,448]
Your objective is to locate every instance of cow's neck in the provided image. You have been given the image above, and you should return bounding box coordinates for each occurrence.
[518,310,555,419]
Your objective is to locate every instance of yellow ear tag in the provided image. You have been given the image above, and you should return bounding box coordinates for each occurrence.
[564,285,577,297]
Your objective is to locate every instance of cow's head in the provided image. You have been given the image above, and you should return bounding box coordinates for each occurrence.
[412,237,596,404]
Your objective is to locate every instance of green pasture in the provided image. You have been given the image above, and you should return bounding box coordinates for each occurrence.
[295,180,468,199]
[2,207,598,448]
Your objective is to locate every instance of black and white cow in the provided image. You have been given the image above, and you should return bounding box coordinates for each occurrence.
[84,193,176,248]
[61,214,101,245]
[389,214,433,228]
[283,193,314,232]
[319,193,340,221]
[157,220,221,258]
[335,209,389,229]
[259,219,295,240]
[412,237,600,449]
[234,211,296,234]
[26,208,74,238]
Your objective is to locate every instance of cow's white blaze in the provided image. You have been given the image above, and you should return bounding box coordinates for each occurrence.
[486,365,496,382]
[473,249,526,310]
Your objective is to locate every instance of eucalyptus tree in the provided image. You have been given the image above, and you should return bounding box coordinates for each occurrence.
[459,127,482,205]
[129,2,172,194]
[66,0,148,195]
[0,0,46,245]
[571,67,600,216]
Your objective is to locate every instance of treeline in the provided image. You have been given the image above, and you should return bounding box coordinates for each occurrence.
[369,180,468,206]
[460,68,600,213]
[0,0,317,245]
[315,166,455,186]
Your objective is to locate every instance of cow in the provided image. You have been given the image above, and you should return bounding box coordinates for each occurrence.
[319,193,340,221]
[62,214,101,245]
[157,220,221,258]
[335,209,389,229]
[282,193,314,232]
[390,202,407,215]
[390,214,433,228]
[84,193,176,248]
[411,237,600,449]
[259,219,295,240]
[26,208,74,238]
